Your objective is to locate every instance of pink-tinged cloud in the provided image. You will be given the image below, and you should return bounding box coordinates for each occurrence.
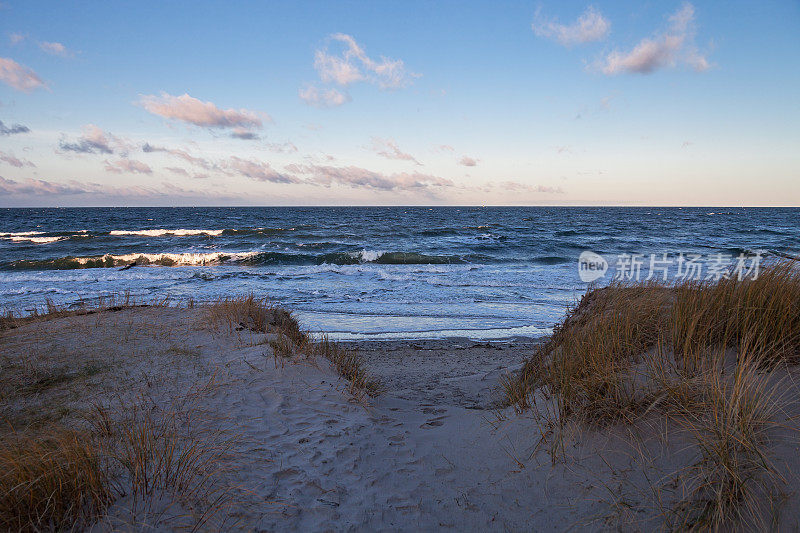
[0,57,46,92]
[0,176,88,196]
[500,181,564,194]
[600,3,710,75]
[265,141,299,154]
[532,6,610,47]
[59,124,129,155]
[9,33,26,45]
[370,137,420,164]
[231,127,260,140]
[104,159,153,174]
[314,49,364,86]
[39,41,73,57]
[325,33,417,89]
[142,143,217,171]
[0,175,244,202]
[459,156,478,167]
[0,150,35,168]
[287,163,452,191]
[139,93,266,130]
[165,167,189,176]
[222,156,299,184]
[299,85,350,108]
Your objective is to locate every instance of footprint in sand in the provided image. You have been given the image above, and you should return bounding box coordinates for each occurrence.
[420,416,446,429]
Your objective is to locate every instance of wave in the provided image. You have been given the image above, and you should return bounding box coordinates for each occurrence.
[1,230,90,244]
[7,236,67,244]
[5,252,260,270]
[109,229,224,237]
[2,249,480,270]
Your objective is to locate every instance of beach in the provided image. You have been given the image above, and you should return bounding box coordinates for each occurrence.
[4,269,800,531]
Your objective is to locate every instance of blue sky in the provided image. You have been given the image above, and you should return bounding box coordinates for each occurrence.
[0,0,798,206]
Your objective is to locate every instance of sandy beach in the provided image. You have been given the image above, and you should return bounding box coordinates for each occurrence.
[0,304,665,530]
[4,261,800,531]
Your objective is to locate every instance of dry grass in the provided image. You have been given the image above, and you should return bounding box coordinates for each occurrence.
[0,292,171,332]
[0,406,235,532]
[671,341,787,530]
[204,295,381,396]
[505,260,800,529]
[312,335,383,398]
[0,430,113,532]
[204,294,308,347]
[0,298,239,531]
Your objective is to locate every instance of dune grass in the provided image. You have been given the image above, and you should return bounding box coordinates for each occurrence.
[505,260,800,528]
[0,430,113,532]
[312,335,383,398]
[205,294,380,397]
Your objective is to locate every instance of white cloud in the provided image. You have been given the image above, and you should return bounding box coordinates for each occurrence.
[0,120,30,136]
[9,33,26,45]
[301,33,418,107]
[265,141,298,154]
[104,159,153,174]
[139,93,266,131]
[298,85,350,108]
[500,181,564,194]
[0,57,46,92]
[600,3,710,75]
[532,6,610,47]
[369,137,420,164]
[39,41,73,57]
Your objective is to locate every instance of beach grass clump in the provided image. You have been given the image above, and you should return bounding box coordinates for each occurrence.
[509,282,671,423]
[313,335,383,397]
[506,261,800,528]
[92,404,234,524]
[269,333,295,360]
[0,405,236,532]
[672,338,787,530]
[0,430,113,532]
[508,261,800,423]
[671,261,800,369]
[204,294,309,347]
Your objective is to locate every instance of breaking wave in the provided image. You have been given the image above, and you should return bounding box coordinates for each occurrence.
[2,249,487,270]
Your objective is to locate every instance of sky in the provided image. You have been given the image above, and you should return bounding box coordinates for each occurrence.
[0,0,798,207]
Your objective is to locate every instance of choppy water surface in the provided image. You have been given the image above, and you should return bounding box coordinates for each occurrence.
[1,207,797,339]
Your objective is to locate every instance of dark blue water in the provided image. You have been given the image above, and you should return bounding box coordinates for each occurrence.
[1,207,797,339]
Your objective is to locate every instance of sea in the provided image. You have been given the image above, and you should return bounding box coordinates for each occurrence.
[1,207,797,340]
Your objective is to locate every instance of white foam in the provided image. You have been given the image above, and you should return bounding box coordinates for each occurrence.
[72,251,259,266]
[8,236,66,244]
[109,229,225,237]
[0,231,44,236]
[322,324,553,341]
[358,249,384,262]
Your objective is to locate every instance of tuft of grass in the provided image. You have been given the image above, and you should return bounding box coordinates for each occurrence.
[204,294,309,347]
[507,261,800,422]
[672,337,787,530]
[312,335,383,398]
[269,333,295,360]
[93,405,234,519]
[505,260,800,529]
[0,430,113,532]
